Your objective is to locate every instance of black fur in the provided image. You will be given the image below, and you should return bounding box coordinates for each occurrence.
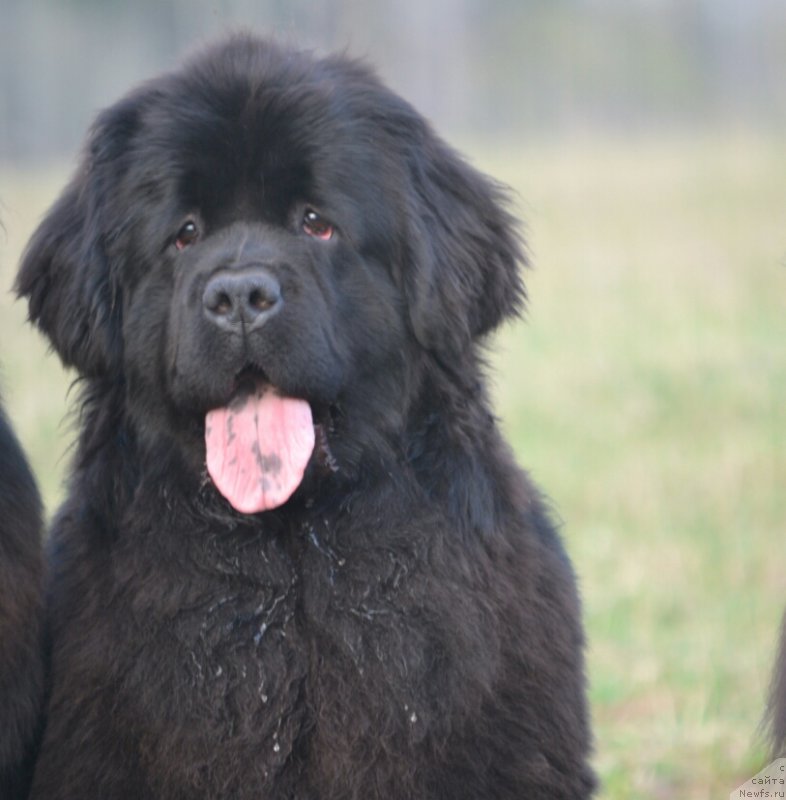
[0,399,44,800]
[16,35,595,798]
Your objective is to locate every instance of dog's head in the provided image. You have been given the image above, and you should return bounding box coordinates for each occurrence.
[17,35,526,510]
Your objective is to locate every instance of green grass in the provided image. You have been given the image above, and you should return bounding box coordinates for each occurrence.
[1,133,784,797]
[486,133,786,798]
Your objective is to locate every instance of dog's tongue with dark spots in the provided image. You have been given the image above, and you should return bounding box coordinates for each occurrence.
[205,384,315,513]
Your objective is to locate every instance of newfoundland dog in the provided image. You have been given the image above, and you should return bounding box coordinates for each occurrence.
[15,35,594,798]
[0,398,43,800]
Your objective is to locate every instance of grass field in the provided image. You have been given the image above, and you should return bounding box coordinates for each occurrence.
[1,132,784,798]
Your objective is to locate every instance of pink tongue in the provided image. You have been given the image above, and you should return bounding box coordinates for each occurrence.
[205,385,315,513]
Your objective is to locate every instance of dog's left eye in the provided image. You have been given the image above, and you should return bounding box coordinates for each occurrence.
[303,209,334,241]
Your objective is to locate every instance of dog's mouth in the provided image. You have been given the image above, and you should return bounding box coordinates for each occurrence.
[204,370,334,514]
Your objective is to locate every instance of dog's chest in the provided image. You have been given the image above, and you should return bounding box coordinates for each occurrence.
[109,529,309,791]
[117,517,426,781]
[167,579,300,704]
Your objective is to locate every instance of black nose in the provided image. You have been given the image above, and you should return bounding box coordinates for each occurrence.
[203,268,282,331]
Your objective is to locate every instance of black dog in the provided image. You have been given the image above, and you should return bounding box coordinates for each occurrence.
[0,398,43,800]
[16,35,595,798]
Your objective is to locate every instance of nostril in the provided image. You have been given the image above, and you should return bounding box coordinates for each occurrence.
[249,288,276,312]
[203,267,282,330]
[212,291,233,315]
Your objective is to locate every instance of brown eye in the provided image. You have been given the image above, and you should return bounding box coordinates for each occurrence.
[175,220,199,250]
[303,209,334,241]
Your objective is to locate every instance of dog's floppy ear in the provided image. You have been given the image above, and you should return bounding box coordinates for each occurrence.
[404,131,528,359]
[15,95,146,377]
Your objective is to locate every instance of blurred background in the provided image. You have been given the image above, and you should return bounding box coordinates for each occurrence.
[1,1,784,797]
[2,0,786,157]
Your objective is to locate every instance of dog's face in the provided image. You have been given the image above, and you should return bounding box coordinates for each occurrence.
[120,68,412,420]
[17,36,525,511]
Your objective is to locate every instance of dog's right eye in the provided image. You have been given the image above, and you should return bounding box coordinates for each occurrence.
[175,221,200,250]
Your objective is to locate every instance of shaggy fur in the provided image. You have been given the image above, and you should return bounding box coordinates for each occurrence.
[16,35,595,798]
[0,398,44,800]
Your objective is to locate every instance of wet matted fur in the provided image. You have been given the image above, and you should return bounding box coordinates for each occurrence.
[15,35,595,799]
